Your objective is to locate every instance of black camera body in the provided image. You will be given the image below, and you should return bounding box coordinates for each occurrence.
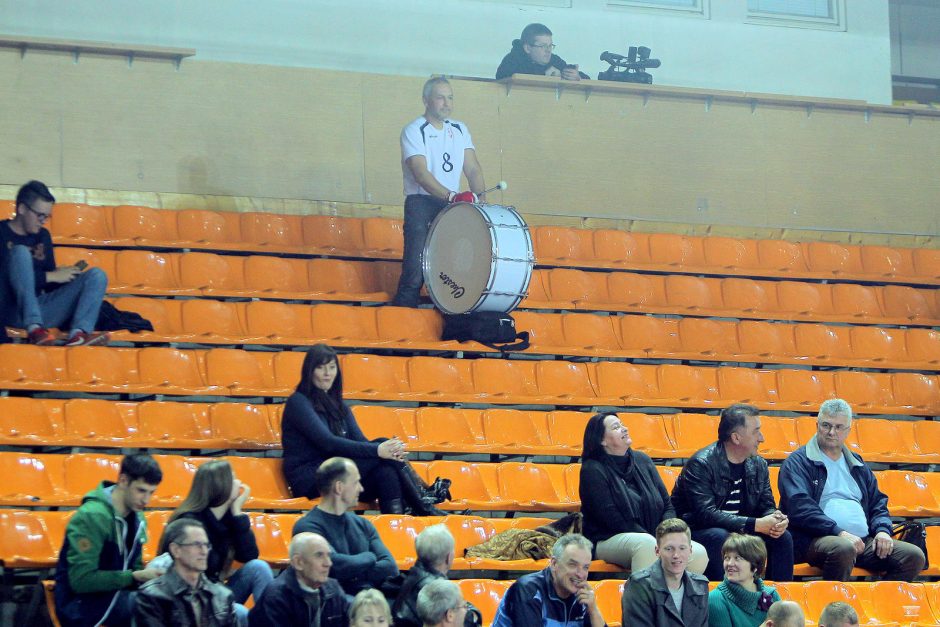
[598,46,661,84]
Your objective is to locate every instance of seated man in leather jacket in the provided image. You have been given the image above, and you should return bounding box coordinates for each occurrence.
[671,403,794,581]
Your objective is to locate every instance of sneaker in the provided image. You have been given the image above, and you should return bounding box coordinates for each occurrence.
[27,327,58,346]
[64,331,110,347]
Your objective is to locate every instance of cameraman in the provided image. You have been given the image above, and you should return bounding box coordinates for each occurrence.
[496,23,588,81]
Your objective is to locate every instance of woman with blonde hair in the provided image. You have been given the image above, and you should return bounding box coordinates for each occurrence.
[160,459,273,624]
[349,588,392,626]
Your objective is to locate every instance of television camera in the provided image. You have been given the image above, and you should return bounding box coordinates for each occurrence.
[598,47,661,84]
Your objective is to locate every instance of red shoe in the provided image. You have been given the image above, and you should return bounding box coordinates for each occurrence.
[64,331,110,347]
[27,327,58,346]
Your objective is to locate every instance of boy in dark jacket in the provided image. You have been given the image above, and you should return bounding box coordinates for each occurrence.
[54,454,164,627]
[496,23,587,80]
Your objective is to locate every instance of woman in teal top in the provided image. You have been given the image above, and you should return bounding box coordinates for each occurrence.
[708,534,781,627]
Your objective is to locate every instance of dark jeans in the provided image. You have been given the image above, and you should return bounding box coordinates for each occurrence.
[797,533,925,581]
[392,194,449,307]
[693,527,794,582]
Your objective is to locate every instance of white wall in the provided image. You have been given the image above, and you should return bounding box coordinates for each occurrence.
[1,0,893,103]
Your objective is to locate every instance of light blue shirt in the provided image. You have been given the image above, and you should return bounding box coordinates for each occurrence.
[820,453,869,537]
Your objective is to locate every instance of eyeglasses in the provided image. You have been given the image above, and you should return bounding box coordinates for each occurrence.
[23,204,51,223]
[176,541,212,551]
[818,421,850,433]
[530,43,556,51]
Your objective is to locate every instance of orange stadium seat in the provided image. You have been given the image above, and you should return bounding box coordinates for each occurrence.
[776,370,833,409]
[414,407,486,453]
[137,401,213,448]
[250,513,291,565]
[246,300,315,344]
[663,275,718,313]
[655,365,719,406]
[178,252,248,296]
[458,580,511,626]
[0,510,60,569]
[138,346,217,395]
[408,357,475,400]
[536,361,598,405]
[906,328,940,366]
[273,351,305,389]
[209,403,279,449]
[360,217,404,258]
[913,249,940,280]
[307,259,391,301]
[561,312,621,355]
[593,361,657,405]
[206,348,279,396]
[775,281,832,318]
[893,373,940,414]
[243,255,311,298]
[883,285,937,322]
[372,515,428,569]
[181,299,251,343]
[0,344,62,391]
[354,405,415,444]
[867,581,939,626]
[594,580,626,627]
[175,210,242,248]
[471,359,540,403]
[60,454,121,501]
[301,215,365,256]
[447,516,504,570]
[547,268,608,306]
[426,461,508,510]
[309,303,378,345]
[0,397,64,446]
[656,466,681,493]
[619,315,681,357]
[375,306,447,348]
[702,236,760,272]
[592,229,650,266]
[533,225,593,265]
[0,454,67,506]
[721,277,774,314]
[497,463,576,511]
[648,233,705,268]
[114,249,190,296]
[717,367,777,405]
[111,205,178,247]
[61,398,137,445]
[671,413,720,458]
[482,409,553,455]
[803,581,880,626]
[48,203,113,245]
[758,416,801,459]
[108,296,184,342]
[678,318,740,359]
[65,345,134,390]
[605,272,667,310]
[238,212,304,250]
[849,326,908,366]
[520,270,555,309]
[913,422,940,462]
[833,371,894,412]
[793,324,852,362]
[805,242,864,277]
[546,411,593,454]
[860,245,916,280]
[881,471,940,517]
[736,320,795,362]
[616,413,675,458]
[225,457,305,509]
[514,311,568,354]
[757,239,808,274]
[52,248,119,285]
[831,283,884,320]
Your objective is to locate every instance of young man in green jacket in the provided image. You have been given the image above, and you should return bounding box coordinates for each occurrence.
[54,453,164,626]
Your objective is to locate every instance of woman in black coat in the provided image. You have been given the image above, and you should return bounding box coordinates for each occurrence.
[281,343,441,515]
[579,412,709,573]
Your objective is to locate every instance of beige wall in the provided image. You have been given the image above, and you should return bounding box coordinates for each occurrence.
[1,48,937,237]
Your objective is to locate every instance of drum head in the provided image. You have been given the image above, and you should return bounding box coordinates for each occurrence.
[423,203,492,314]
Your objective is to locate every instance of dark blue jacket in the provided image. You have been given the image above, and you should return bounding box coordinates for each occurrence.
[778,435,892,547]
[492,567,604,627]
[249,567,348,627]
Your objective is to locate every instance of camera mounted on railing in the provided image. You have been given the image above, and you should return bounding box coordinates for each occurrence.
[598,47,661,84]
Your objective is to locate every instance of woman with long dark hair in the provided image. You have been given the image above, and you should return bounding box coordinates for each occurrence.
[282,343,443,515]
[579,412,709,574]
[160,459,273,624]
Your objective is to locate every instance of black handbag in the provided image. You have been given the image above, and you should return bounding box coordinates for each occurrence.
[892,521,929,565]
[441,311,530,353]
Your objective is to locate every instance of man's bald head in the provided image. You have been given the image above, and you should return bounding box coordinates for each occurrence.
[761,600,805,627]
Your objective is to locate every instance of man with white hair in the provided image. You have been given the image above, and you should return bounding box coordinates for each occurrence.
[248,532,349,626]
[779,398,925,581]
[393,524,481,627]
[492,533,605,627]
[417,579,469,627]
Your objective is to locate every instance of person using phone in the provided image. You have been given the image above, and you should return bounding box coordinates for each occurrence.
[161,459,274,626]
[496,23,587,81]
[0,180,110,345]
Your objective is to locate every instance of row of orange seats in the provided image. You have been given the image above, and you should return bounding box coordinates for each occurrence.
[6,200,938,287]
[54,247,940,326]
[2,453,939,518]
[97,297,940,371]
[2,397,937,465]
[1,346,937,414]
[529,268,939,326]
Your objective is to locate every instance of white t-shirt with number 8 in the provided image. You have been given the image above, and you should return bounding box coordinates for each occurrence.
[401,116,475,197]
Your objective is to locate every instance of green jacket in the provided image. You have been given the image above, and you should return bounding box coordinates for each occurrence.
[707,579,780,627]
[54,481,147,626]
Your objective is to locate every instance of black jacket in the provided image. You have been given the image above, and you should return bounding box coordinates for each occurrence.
[392,559,482,627]
[0,220,55,330]
[177,509,260,583]
[134,567,236,627]
[248,567,348,627]
[495,39,588,80]
[778,435,892,543]
[580,450,675,549]
[671,442,777,533]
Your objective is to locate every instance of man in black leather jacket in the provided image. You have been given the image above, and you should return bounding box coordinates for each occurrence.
[671,403,793,581]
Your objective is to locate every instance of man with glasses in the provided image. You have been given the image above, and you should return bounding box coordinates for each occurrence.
[417,579,470,627]
[0,179,109,345]
[496,23,586,81]
[135,518,237,626]
[779,398,924,581]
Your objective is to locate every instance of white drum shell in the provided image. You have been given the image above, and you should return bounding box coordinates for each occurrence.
[422,202,533,315]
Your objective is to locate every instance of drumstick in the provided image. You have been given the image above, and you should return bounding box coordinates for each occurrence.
[480,181,508,196]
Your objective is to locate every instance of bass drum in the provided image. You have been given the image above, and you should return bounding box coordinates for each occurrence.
[422,202,534,315]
